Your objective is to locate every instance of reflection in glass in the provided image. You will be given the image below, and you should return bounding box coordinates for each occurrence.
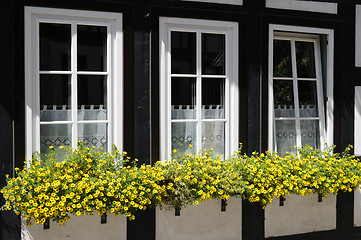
[77,25,107,71]
[40,124,71,157]
[298,80,319,117]
[202,78,225,119]
[273,40,292,77]
[202,121,225,156]
[300,120,320,150]
[171,122,196,156]
[40,75,71,121]
[40,23,71,71]
[273,80,295,118]
[78,123,107,150]
[296,41,316,78]
[202,33,225,75]
[171,31,196,74]
[275,120,297,155]
[77,75,107,121]
[171,78,196,119]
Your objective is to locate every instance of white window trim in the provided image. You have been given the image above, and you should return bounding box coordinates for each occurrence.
[25,7,123,161]
[159,17,239,161]
[268,24,334,152]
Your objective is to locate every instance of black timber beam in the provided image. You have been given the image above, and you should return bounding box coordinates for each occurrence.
[0,0,21,239]
[127,1,156,240]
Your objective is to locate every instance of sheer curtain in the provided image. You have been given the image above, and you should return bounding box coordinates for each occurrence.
[40,105,107,152]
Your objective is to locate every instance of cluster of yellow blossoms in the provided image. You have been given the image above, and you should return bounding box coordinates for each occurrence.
[1,143,361,226]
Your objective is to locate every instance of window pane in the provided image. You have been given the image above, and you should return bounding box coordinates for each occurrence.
[273,40,292,77]
[296,41,316,78]
[171,77,196,119]
[78,75,107,121]
[40,23,71,71]
[202,78,225,119]
[298,80,319,117]
[77,25,107,71]
[202,33,225,75]
[273,80,295,118]
[40,75,71,121]
[171,31,196,74]
[40,124,71,157]
[300,120,320,149]
[274,120,297,155]
[202,121,225,156]
[171,122,196,155]
[78,123,107,150]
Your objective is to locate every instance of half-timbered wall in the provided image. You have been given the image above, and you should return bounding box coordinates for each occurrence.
[1,0,361,240]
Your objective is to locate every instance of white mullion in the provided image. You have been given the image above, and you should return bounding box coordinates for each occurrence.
[224,30,230,157]
[39,71,73,74]
[170,74,197,78]
[202,119,227,122]
[71,22,78,149]
[171,119,198,123]
[77,71,108,75]
[196,31,202,151]
[314,38,326,148]
[106,23,112,152]
[167,28,173,157]
[35,19,41,153]
[291,39,302,149]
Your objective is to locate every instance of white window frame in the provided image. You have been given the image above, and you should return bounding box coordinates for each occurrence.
[159,17,239,161]
[268,24,334,152]
[25,7,123,160]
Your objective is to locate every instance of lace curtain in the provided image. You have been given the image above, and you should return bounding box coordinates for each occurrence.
[274,104,320,154]
[40,105,107,153]
[171,105,224,155]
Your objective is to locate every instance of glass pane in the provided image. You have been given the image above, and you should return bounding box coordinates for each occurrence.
[296,41,316,78]
[40,75,71,121]
[171,122,196,155]
[298,80,319,117]
[78,123,107,150]
[171,78,196,119]
[77,25,107,71]
[202,33,225,75]
[274,120,297,155]
[202,121,225,156]
[171,31,196,74]
[40,124,71,157]
[300,120,320,150]
[78,75,107,121]
[273,80,295,118]
[273,40,292,77]
[40,23,71,71]
[202,78,225,119]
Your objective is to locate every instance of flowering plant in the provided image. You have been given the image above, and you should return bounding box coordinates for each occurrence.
[0,142,166,226]
[1,143,361,225]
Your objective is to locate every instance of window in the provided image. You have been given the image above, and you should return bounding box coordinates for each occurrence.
[268,25,334,154]
[25,7,123,158]
[159,17,239,161]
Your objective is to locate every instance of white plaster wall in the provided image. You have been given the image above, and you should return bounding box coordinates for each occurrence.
[355,86,361,156]
[180,0,243,5]
[356,6,361,67]
[265,194,336,238]
[354,188,361,226]
[156,198,242,240]
[266,0,338,14]
[21,214,127,240]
